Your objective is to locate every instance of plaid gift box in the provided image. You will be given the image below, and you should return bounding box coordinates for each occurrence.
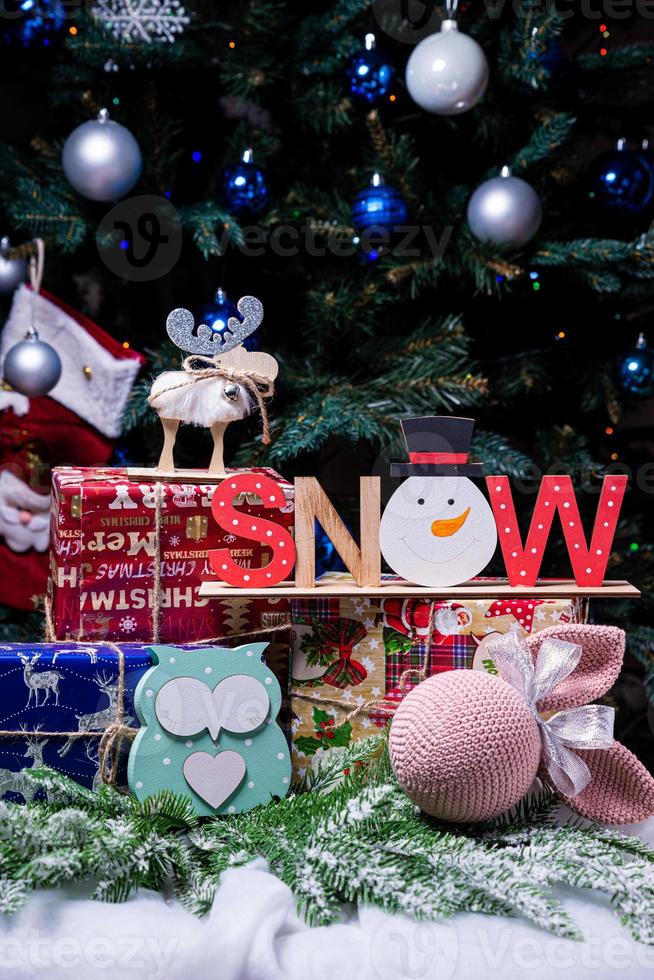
[290,575,588,778]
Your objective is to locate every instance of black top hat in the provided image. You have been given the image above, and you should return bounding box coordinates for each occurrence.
[390,416,484,477]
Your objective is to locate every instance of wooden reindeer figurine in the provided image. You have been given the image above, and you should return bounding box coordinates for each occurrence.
[149,295,278,476]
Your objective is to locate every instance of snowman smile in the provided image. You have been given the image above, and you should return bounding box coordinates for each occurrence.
[400,535,479,565]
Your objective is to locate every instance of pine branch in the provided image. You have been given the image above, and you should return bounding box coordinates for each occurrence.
[509,112,576,173]
[1,749,652,944]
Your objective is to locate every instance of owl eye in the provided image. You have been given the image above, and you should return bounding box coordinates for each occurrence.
[448,499,455,505]
[417,498,425,505]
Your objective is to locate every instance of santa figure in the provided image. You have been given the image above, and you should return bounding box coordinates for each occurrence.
[0,285,143,610]
[433,602,473,637]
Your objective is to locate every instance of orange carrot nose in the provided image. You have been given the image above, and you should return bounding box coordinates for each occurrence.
[431,507,470,537]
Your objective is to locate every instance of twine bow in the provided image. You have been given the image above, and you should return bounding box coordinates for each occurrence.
[148,353,275,445]
[486,632,615,798]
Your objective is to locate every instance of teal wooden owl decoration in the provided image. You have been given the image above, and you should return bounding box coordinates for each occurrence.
[128,644,291,815]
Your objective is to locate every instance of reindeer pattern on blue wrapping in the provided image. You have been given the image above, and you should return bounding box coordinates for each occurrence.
[0,644,153,800]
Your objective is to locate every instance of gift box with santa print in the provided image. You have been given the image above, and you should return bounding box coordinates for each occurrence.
[0,283,144,611]
[48,466,294,643]
[290,573,587,778]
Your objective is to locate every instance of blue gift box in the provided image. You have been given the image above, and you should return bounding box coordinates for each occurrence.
[0,641,292,801]
[0,644,157,801]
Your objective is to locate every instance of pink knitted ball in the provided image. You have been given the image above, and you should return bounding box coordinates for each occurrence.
[389,671,542,823]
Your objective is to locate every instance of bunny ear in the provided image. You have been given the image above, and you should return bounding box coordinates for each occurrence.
[526,625,624,712]
[560,742,654,825]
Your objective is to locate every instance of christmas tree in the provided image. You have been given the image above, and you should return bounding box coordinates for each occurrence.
[0,1,653,760]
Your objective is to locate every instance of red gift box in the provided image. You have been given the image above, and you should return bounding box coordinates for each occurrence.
[48,466,294,642]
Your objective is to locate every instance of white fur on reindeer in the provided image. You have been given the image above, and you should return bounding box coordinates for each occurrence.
[149,371,253,430]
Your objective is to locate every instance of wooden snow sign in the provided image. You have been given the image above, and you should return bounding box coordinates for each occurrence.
[128,644,291,816]
[195,414,637,599]
[149,296,277,477]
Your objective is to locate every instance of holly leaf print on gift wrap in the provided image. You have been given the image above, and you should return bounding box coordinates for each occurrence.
[128,644,291,816]
[295,707,352,757]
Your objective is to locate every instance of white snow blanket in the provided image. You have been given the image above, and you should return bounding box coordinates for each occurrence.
[1,816,653,980]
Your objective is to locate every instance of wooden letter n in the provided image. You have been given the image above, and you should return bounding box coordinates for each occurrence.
[294,477,381,589]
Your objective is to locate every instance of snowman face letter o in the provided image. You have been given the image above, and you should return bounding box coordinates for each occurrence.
[379,476,497,587]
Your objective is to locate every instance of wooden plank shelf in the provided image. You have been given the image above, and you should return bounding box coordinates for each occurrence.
[199,576,640,601]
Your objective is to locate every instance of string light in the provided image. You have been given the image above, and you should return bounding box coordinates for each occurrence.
[630,542,640,552]
[122,341,130,350]
[610,452,618,461]
[69,25,78,36]
[389,94,397,102]
[605,426,614,435]
[600,48,608,57]
[556,330,566,340]
[191,150,202,163]
[228,40,236,48]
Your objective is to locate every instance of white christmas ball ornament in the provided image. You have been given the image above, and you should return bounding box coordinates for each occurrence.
[405,18,489,115]
[62,108,142,202]
[380,475,497,588]
[467,167,542,249]
[0,238,27,295]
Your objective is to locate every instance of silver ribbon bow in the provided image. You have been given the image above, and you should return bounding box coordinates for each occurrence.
[485,633,615,798]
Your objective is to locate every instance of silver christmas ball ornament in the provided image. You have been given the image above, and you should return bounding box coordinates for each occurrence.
[467,167,543,249]
[62,108,142,202]
[405,17,489,115]
[0,237,27,295]
[3,329,62,397]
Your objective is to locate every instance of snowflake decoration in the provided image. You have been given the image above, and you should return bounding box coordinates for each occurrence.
[169,535,180,547]
[94,0,190,45]
[119,616,138,634]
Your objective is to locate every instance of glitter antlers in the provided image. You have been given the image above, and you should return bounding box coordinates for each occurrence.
[165,296,264,357]
[149,295,278,476]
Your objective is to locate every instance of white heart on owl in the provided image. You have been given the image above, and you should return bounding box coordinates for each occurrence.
[183,750,246,809]
[155,674,270,741]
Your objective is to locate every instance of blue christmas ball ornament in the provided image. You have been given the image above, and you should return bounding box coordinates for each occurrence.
[352,173,408,233]
[618,333,654,398]
[587,140,654,216]
[198,288,259,351]
[3,0,67,47]
[223,149,268,214]
[348,33,395,104]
